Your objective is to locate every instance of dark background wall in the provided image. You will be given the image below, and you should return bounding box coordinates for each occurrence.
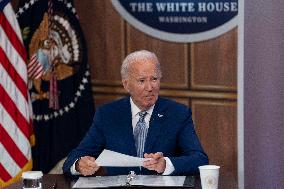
[244,0,284,188]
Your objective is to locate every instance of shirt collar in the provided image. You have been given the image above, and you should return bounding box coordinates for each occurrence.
[130,97,155,118]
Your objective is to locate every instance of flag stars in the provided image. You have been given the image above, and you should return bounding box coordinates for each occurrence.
[72,8,76,14]
[67,3,72,8]
[76,91,81,97]
[18,8,24,14]
[35,115,43,121]
[69,102,75,108]
[79,84,85,90]
[44,115,49,121]
[54,112,59,117]
[24,3,30,9]
[82,78,88,83]
[30,0,35,5]
[64,107,70,112]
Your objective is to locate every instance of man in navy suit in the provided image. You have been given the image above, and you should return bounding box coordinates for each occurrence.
[63,50,208,176]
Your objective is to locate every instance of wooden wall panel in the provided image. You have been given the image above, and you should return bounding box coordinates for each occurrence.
[75,0,125,86]
[127,25,189,89]
[191,28,237,91]
[167,98,190,107]
[192,100,237,189]
[94,95,125,108]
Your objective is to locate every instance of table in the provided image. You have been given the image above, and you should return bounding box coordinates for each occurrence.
[5,174,202,189]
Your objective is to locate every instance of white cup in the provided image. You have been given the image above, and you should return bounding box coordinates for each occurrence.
[198,165,220,189]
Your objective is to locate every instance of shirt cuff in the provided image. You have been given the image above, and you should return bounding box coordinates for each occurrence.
[162,157,175,175]
[70,159,81,175]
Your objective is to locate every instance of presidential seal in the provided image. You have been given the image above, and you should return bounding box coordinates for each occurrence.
[17,0,90,121]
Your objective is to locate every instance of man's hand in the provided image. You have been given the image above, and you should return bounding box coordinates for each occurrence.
[143,152,166,174]
[75,156,100,176]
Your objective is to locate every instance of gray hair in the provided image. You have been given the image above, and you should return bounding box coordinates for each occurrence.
[121,50,162,79]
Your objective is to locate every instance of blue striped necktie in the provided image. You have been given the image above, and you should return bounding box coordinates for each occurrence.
[134,111,148,158]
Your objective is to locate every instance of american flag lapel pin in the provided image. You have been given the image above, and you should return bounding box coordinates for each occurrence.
[157,113,163,118]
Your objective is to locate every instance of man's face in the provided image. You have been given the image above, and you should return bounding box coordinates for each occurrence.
[122,59,161,110]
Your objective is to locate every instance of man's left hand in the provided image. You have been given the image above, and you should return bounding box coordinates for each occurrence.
[143,152,166,173]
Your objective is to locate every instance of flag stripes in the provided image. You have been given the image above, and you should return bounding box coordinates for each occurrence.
[27,54,44,79]
[0,26,28,86]
[0,103,31,159]
[0,143,21,178]
[0,163,11,182]
[0,62,30,123]
[0,1,33,187]
[0,84,30,138]
[0,48,28,100]
[0,9,27,61]
[0,124,28,168]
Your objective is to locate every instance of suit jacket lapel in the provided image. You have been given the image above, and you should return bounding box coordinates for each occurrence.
[116,97,137,156]
[144,98,167,153]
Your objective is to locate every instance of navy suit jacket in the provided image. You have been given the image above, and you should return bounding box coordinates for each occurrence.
[63,97,208,176]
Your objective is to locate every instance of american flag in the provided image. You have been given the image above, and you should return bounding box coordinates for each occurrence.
[0,0,34,187]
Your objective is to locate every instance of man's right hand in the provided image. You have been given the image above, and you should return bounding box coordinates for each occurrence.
[75,156,100,176]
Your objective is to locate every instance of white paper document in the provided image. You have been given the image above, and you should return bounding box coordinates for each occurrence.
[72,175,186,188]
[96,149,151,167]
